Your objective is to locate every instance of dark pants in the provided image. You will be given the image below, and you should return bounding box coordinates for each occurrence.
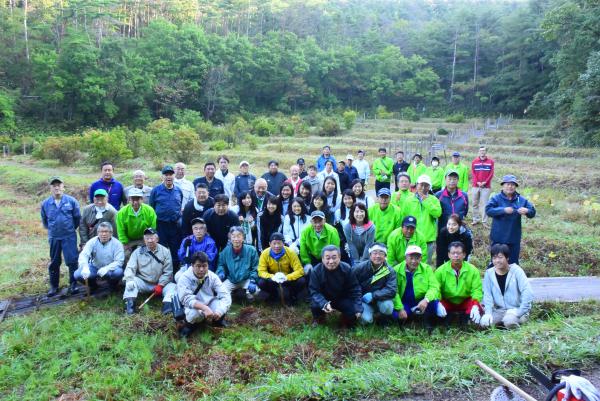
[374,180,390,194]
[491,242,521,265]
[48,235,79,288]
[311,298,357,321]
[157,220,181,272]
[258,277,306,300]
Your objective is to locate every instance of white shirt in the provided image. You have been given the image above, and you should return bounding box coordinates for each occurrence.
[215,169,236,199]
[174,177,195,210]
[354,159,370,183]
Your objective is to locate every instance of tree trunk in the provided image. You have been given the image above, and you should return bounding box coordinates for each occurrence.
[449,28,458,103]
[23,0,30,62]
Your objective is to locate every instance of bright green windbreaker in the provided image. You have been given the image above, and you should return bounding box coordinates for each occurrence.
[392,188,412,210]
[386,227,427,267]
[116,203,157,244]
[373,157,394,182]
[368,203,401,243]
[400,194,442,243]
[425,166,445,189]
[392,261,439,310]
[407,162,426,184]
[445,163,469,192]
[434,260,482,305]
[299,223,340,265]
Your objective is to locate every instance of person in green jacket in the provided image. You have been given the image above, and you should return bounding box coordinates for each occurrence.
[300,211,340,274]
[425,157,445,192]
[116,188,157,260]
[445,152,469,192]
[392,245,443,329]
[401,175,442,265]
[407,153,426,187]
[368,188,402,243]
[372,147,394,194]
[216,226,260,301]
[386,216,427,267]
[435,241,483,325]
[392,172,412,210]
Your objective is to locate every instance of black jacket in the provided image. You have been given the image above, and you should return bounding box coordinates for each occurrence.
[181,197,214,236]
[435,226,473,267]
[353,260,397,301]
[309,261,363,313]
[203,208,239,251]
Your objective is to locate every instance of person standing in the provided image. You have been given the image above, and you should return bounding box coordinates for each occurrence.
[215,155,236,202]
[193,162,225,199]
[297,158,308,178]
[407,154,426,187]
[285,164,304,196]
[354,150,371,186]
[261,160,288,195]
[300,211,341,274]
[435,170,469,231]
[174,162,195,210]
[471,146,494,225]
[336,161,352,192]
[79,189,117,249]
[392,151,410,190]
[233,160,256,199]
[181,183,215,237]
[445,152,469,192]
[41,176,81,296]
[425,157,445,193]
[89,161,125,210]
[345,154,359,182]
[116,188,157,260]
[368,188,402,244]
[372,147,394,193]
[203,194,240,252]
[149,165,183,272]
[316,145,337,172]
[124,170,153,204]
[386,216,426,268]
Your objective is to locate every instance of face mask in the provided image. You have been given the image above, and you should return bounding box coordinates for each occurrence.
[432,161,439,167]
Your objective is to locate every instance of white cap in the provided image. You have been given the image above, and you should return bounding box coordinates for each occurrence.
[346,154,354,160]
[405,245,423,256]
[239,160,250,167]
[417,174,432,186]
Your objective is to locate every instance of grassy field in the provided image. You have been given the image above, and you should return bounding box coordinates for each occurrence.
[1,118,599,400]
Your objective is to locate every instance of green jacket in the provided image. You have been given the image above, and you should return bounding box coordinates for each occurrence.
[299,223,340,265]
[373,157,394,183]
[392,188,412,210]
[425,166,445,190]
[435,260,482,305]
[386,227,427,267]
[445,163,469,192]
[407,162,426,184]
[401,194,442,243]
[368,204,402,243]
[115,203,157,245]
[392,261,440,310]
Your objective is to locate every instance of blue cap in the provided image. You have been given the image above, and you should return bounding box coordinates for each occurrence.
[310,210,326,220]
[402,216,417,227]
[161,165,175,174]
[452,151,461,157]
[377,188,392,197]
[500,175,519,186]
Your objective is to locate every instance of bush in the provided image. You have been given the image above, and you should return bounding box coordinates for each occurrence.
[342,110,357,130]
[319,117,343,137]
[445,113,466,123]
[437,127,450,136]
[83,127,133,165]
[173,109,203,128]
[209,139,228,151]
[125,129,145,158]
[195,120,218,142]
[171,126,200,164]
[245,134,259,150]
[143,119,175,161]
[401,107,420,121]
[43,135,83,165]
[251,117,277,137]
[376,105,394,119]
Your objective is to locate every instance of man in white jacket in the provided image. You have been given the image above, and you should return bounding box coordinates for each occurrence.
[176,251,232,337]
[480,243,533,329]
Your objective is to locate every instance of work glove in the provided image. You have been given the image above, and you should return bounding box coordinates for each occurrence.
[125,280,135,292]
[303,264,313,275]
[81,267,91,280]
[479,314,493,327]
[436,302,447,318]
[153,284,163,296]
[272,272,287,284]
[247,281,257,294]
[97,266,110,278]
[362,292,373,304]
[562,375,600,401]
[217,272,226,281]
[505,308,519,318]
[469,305,481,324]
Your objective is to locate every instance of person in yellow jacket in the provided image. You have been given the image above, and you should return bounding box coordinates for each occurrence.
[425,157,445,192]
[407,153,426,187]
[372,147,394,194]
[401,175,442,265]
[258,232,305,304]
[445,152,470,192]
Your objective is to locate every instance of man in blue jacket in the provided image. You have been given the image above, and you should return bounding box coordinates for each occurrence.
[41,176,81,296]
[435,170,469,231]
[316,145,337,172]
[88,162,125,210]
[485,175,536,264]
[149,165,183,272]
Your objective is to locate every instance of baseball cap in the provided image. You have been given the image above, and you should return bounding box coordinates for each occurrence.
[270,232,285,242]
[405,245,423,255]
[445,170,459,178]
[48,176,63,184]
[402,216,417,227]
[310,210,325,220]
[239,160,250,167]
[417,175,432,185]
[500,174,519,186]
[377,188,392,197]
[190,217,206,226]
[128,188,144,198]
[143,227,157,235]
[296,158,305,165]
[452,151,461,157]
[94,189,108,197]
[346,154,354,160]
[161,165,175,174]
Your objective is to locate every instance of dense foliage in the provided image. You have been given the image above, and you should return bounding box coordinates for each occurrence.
[0,0,598,145]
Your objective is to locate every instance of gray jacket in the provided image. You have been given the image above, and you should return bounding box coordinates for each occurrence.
[177,268,231,315]
[482,264,533,318]
[343,222,376,265]
[124,185,153,204]
[78,236,124,271]
[125,244,173,286]
[79,203,117,244]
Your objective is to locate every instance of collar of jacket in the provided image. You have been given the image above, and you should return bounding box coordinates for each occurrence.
[371,262,390,283]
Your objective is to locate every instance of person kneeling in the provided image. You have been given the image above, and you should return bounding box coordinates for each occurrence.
[176,252,232,337]
[216,226,260,301]
[354,243,396,325]
[123,228,176,315]
[435,241,483,325]
[392,245,442,330]
[75,222,124,292]
[309,245,362,328]
[257,232,306,305]
[480,244,533,329]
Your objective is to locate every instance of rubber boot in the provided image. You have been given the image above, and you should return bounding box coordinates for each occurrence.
[47,286,59,297]
[67,281,80,296]
[161,302,173,315]
[125,298,136,315]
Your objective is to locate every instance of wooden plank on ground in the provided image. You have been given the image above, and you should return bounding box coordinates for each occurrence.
[529,277,600,302]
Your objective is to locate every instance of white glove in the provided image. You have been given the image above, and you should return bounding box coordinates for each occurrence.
[562,375,600,401]
[303,264,313,275]
[436,302,447,318]
[97,266,110,278]
[81,267,91,280]
[505,308,519,318]
[272,272,287,284]
[470,305,481,324]
[480,314,493,327]
[125,280,135,291]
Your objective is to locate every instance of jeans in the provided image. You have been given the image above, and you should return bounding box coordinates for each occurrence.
[48,235,79,288]
[360,299,394,324]
[74,263,124,285]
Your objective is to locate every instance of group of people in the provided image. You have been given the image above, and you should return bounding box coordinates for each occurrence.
[40,144,536,337]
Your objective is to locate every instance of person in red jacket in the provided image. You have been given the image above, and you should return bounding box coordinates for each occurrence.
[470,146,494,225]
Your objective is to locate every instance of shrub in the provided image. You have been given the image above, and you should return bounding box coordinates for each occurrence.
[43,135,83,165]
[251,117,277,137]
[143,118,175,161]
[376,105,394,119]
[209,139,228,151]
[245,134,259,150]
[445,113,466,123]
[171,126,200,164]
[437,127,450,136]
[83,127,133,165]
[342,110,357,130]
[195,120,218,142]
[401,107,420,121]
[319,117,343,137]
[125,129,145,158]
[173,108,203,128]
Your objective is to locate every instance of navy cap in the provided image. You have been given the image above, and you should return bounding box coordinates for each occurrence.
[500,174,519,186]
[270,232,285,242]
[144,227,157,235]
[377,188,392,197]
[402,216,417,227]
[452,152,461,157]
[161,165,175,174]
[297,158,305,164]
[190,217,206,226]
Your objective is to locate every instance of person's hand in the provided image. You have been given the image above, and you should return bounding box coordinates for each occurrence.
[362,292,373,304]
[416,299,429,313]
[323,302,333,313]
[124,244,132,251]
[393,309,408,320]
[153,284,163,296]
[97,266,110,278]
[436,302,447,318]
[504,207,514,214]
[303,264,313,275]
[239,215,245,223]
[470,305,481,324]
[247,215,254,223]
[505,308,519,318]
[247,281,257,294]
[355,312,362,319]
[381,175,388,180]
[273,272,287,284]
[217,271,226,281]
[81,267,91,280]
[479,314,493,327]
[562,375,600,401]
[212,312,222,321]
[517,207,529,215]
[125,280,135,291]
